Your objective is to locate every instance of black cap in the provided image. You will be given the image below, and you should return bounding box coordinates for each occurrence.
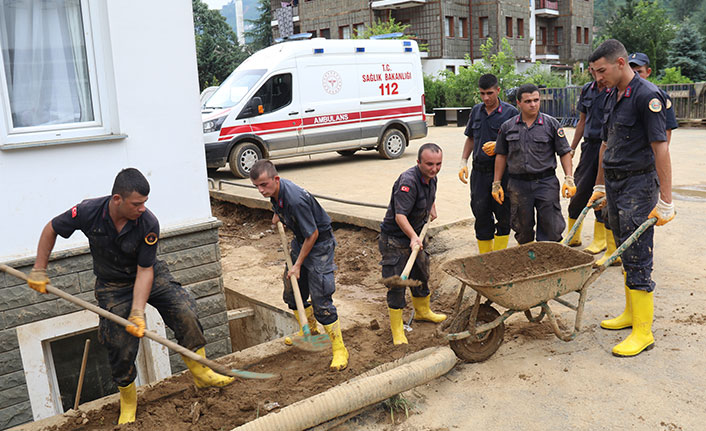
[628,52,650,67]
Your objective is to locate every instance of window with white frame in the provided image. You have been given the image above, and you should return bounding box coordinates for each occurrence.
[0,0,121,149]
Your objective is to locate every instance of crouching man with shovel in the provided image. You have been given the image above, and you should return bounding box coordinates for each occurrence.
[249,160,349,371]
[25,168,234,424]
[380,143,447,346]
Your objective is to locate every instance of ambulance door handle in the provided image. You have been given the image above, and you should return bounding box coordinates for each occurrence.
[305,109,315,113]
[288,111,299,116]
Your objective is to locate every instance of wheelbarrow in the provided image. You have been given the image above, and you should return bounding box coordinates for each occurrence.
[440,201,657,362]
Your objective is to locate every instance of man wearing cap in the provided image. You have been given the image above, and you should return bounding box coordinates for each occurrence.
[588,40,675,357]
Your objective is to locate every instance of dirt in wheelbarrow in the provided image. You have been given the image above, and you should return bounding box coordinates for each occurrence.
[446,242,594,286]
[48,324,445,431]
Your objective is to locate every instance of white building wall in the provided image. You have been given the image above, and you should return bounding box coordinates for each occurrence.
[0,0,212,262]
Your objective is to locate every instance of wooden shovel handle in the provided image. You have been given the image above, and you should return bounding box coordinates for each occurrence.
[400,218,431,280]
[276,222,310,335]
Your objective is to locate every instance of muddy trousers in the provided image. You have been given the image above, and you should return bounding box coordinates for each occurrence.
[508,176,566,244]
[568,138,604,223]
[605,170,659,292]
[95,260,207,387]
[282,237,338,325]
[470,165,511,241]
[378,233,430,309]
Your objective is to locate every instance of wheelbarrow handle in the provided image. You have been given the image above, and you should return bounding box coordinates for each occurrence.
[560,197,605,246]
[597,217,657,269]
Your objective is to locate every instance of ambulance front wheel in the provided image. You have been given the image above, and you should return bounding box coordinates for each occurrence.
[229,142,262,178]
[378,128,407,159]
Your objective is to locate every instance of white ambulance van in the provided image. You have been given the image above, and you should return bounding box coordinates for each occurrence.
[201,38,427,178]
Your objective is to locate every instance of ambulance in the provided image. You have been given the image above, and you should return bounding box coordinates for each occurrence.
[201,37,427,178]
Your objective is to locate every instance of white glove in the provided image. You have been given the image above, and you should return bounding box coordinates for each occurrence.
[649,198,675,226]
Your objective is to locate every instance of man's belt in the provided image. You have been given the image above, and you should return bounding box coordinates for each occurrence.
[472,161,494,173]
[583,137,603,145]
[604,166,655,181]
[317,229,333,242]
[508,169,554,181]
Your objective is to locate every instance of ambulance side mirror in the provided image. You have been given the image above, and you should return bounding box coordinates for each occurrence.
[236,97,264,119]
[253,97,264,115]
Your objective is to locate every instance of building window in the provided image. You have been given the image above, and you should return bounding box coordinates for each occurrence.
[308,29,317,37]
[506,17,513,38]
[479,17,488,38]
[555,26,563,44]
[353,22,365,37]
[446,65,456,73]
[584,27,589,44]
[459,17,468,38]
[517,18,524,38]
[0,0,120,149]
[320,28,331,38]
[576,26,581,44]
[338,25,350,39]
[445,16,454,37]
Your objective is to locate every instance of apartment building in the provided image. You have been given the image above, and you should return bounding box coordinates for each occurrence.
[271,0,593,74]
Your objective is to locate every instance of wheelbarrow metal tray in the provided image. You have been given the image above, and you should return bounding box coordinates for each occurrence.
[442,242,595,311]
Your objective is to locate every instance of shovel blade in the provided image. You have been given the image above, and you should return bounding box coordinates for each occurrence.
[229,369,277,379]
[291,333,331,352]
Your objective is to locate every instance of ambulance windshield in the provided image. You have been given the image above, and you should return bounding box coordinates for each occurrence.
[204,68,266,109]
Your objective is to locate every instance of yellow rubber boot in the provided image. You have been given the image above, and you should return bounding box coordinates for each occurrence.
[284,305,319,345]
[117,382,137,424]
[477,239,493,254]
[411,295,447,323]
[181,347,235,388]
[601,284,632,330]
[612,289,655,357]
[388,307,408,345]
[584,221,607,254]
[322,319,349,371]
[493,235,509,251]
[595,228,621,266]
[566,218,582,246]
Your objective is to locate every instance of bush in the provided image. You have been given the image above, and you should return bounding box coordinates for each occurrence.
[654,67,693,84]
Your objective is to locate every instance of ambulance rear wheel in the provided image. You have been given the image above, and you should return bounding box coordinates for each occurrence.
[229,142,262,178]
[378,128,406,159]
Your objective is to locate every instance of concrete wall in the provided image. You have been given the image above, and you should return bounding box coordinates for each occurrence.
[0,222,229,429]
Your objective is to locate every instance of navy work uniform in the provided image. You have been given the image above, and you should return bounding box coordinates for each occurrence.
[52,197,206,387]
[495,113,572,244]
[272,178,339,325]
[464,101,519,241]
[602,73,666,292]
[568,81,610,222]
[379,165,435,309]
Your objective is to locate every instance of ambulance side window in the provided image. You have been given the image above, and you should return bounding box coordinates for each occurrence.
[252,73,292,115]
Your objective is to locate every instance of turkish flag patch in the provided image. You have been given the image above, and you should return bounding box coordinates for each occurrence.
[71,206,78,218]
[400,186,410,192]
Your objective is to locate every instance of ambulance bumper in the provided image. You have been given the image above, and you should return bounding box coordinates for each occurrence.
[408,120,427,140]
[205,141,228,168]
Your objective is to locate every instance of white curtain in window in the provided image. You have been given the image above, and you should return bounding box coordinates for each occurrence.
[0,0,93,129]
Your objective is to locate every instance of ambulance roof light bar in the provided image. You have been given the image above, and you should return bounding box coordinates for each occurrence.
[274,32,313,44]
[369,32,404,39]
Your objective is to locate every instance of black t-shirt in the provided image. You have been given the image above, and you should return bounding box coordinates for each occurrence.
[52,196,160,282]
[380,165,437,237]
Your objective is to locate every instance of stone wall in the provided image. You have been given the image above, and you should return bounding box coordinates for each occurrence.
[0,220,229,429]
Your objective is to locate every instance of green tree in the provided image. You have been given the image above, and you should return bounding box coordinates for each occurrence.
[655,67,693,84]
[244,0,273,52]
[669,0,702,21]
[571,62,593,86]
[602,0,675,72]
[193,0,248,90]
[354,17,428,51]
[667,19,706,81]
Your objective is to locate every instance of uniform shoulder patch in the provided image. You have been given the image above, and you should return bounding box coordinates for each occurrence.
[648,98,662,113]
[666,98,672,109]
[400,185,410,193]
[145,232,158,246]
[71,206,78,218]
[557,128,566,138]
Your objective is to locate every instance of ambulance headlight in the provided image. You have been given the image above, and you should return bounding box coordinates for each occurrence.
[203,115,227,133]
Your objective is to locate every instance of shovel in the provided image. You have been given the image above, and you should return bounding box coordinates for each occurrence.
[0,264,275,380]
[380,216,431,290]
[276,222,331,352]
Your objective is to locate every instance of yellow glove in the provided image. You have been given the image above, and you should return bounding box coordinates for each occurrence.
[648,198,675,226]
[27,268,49,294]
[562,176,577,198]
[482,141,496,156]
[491,181,504,204]
[587,185,606,210]
[458,159,469,184]
[126,309,146,338]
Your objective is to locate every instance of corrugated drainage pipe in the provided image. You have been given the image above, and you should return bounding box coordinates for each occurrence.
[232,346,458,431]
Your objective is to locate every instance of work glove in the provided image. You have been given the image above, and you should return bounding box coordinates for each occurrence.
[587,184,606,210]
[27,268,49,294]
[562,176,577,198]
[482,141,496,156]
[458,159,469,184]
[126,309,146,338]
[491,181,504,204]
[648,198,675,226]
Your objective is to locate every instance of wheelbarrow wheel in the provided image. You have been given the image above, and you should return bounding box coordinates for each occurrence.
[449,304,504,363]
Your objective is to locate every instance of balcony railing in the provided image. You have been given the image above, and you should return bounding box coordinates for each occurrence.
[536,44,559,55]
[536,0,558,10]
